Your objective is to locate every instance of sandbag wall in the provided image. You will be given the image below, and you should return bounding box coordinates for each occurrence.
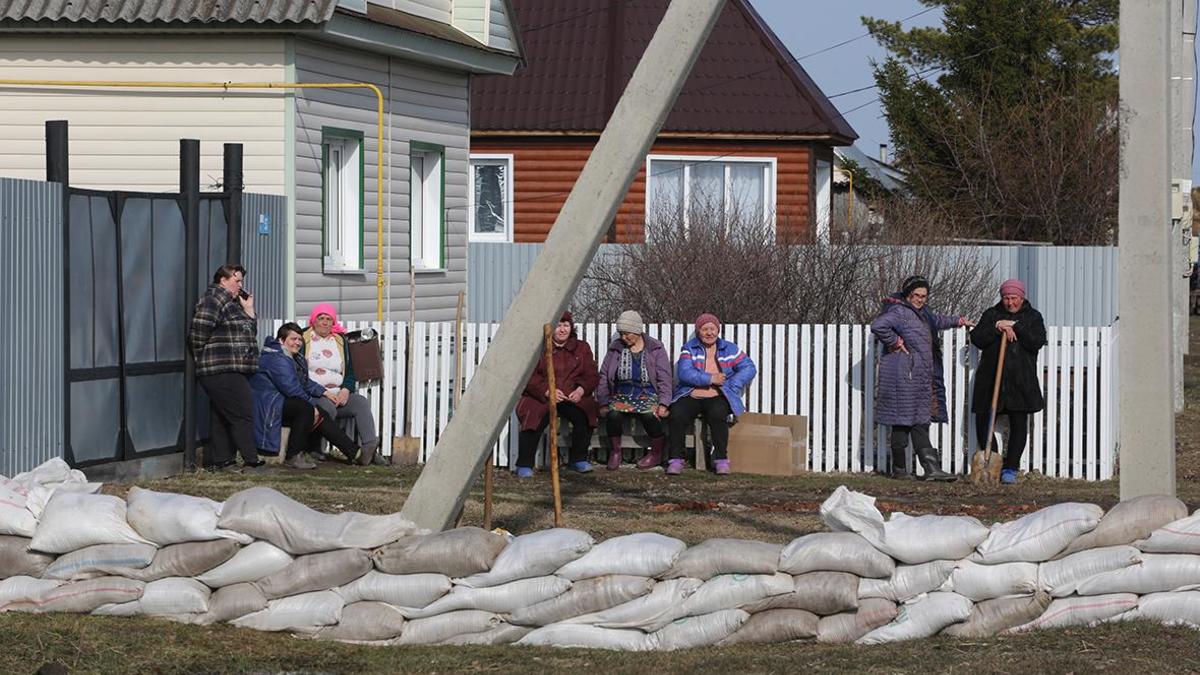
[2,482,1200,649]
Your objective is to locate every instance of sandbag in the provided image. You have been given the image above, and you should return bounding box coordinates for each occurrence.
[1059,495,1187,557]
[9,458,98,520]
[973,502,1103,564]
[405,575,570,618]
[816,598,898,643]
[0,576,64,612]
[948,560,1039,601]
[309,601,407,642]
[1129,591,1200,628]
[231,590,343,632]
[856,592,973,644]
[0,479,38,537]
[129,540,241,582]
[30,492,152,553]
[336,571,450,608]
[744,572,858,615]
[508,575,654,627]
[654,609,748,650]
[93,577,210,617]
[517,623,655,651]
[943,592,1052,638]
[565,578,702,631]
[217,487,421,555]
[819,487,988,564]
[456,528,594,588]
[195,541,293,588]
[373,527,507,577]
[680,572,794,617]
[778,532,894,578]
[858,561,956,603]
[124,487,252,546]
[0,536,53,579]
[1038,546,1142,597]
[43,543,157,580]
[396,609,502,645]
[1006,593,1137,632]
[36,576,145,613]
[717,608,819,645]
[256,548,372,599]
[664,538,782,580]
[201,582,268,624]
[1072,554,1200,595]
[556,533,685,580]
[440,623,532,646]
[1136,512,1200,554]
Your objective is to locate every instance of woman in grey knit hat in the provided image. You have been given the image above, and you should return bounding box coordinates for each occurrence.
[595,310,675,470]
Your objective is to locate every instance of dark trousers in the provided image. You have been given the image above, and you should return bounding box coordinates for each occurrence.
[668,396,731,461]
[278,397,358,459]
[198,373,258,467]
[889,424,932,471]
[975,411,1030,471]
[516,402,592,468]
[604,409,665,440]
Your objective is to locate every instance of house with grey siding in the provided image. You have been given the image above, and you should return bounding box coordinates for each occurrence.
[0,0,523,322]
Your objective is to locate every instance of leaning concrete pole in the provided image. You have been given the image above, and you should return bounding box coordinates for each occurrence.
[1169,0,1195,411]
[401,0,727,530]
[1119,0,1176,499]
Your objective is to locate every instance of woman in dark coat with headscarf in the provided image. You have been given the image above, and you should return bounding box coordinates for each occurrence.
[970,279,1047,485]
[871,275,973,481]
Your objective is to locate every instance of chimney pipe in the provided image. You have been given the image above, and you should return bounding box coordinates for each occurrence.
[879,143,888,163]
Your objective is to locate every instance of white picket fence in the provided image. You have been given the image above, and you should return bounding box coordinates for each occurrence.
[301,320,1118,480]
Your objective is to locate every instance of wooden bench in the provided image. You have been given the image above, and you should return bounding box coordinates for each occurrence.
[538,417,713,469]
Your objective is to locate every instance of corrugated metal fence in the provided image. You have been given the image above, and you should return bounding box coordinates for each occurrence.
[468,242,1118,326]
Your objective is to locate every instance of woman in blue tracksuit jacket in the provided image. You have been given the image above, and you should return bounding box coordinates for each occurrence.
[665,313,757,476]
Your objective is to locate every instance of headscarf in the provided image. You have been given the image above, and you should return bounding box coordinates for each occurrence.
[901,275,930,297]
[694,313,720,332]
[999,278,1027,299]
[307,303,347,335]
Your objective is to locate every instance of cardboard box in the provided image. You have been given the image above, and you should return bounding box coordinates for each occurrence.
[727,413,808,476]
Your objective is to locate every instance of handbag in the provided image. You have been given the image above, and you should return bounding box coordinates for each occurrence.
[346,329,384,384]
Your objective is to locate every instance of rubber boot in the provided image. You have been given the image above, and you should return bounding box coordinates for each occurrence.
[606,437,623,471]
[917,447,957,482]
[638,436,666,470]
[890,452,913,480]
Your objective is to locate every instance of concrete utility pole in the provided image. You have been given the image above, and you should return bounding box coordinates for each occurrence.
[1173,0,1197,368]
[1119,1,1177,499]
[400,0,728,530]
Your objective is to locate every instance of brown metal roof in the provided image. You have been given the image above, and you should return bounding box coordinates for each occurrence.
[471,0,857,141]
[0,0,338,25]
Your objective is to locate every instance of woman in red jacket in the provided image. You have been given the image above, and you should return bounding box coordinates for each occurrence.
[513,312,600,477]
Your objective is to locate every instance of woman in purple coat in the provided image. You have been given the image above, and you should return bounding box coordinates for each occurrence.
[870,275,973,481]
[595,311,674,471]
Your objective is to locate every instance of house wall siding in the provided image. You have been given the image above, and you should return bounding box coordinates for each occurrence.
[487,1,516,53]
[388,0,453,23]
[294,39,469,323]
[469,137,814,242]
[0,36,287,193]
[453,0,488,42]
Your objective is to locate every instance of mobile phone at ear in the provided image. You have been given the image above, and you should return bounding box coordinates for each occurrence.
[238,289,250,300]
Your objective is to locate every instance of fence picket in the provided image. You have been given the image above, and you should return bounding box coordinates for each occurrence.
[812,326,825,471]
[850,326,863,472]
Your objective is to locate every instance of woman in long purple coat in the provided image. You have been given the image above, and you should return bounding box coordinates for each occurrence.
[870,275,973,481]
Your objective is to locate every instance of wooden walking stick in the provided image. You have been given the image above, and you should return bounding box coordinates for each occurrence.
[544,323,564,527]
[970,333,1008,484]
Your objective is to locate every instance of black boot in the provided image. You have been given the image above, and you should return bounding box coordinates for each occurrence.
[916,447,957,482]
[890,453,913,480]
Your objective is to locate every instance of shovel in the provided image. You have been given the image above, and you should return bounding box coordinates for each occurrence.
[970,333,1008,484]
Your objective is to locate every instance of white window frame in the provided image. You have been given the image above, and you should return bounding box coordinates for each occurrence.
[321,127,364,273]
[410,143,445,271]
[468,153,515,243]
[644,154,777,234]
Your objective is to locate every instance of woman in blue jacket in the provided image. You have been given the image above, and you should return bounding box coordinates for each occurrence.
[666,313,757,475]
[250,322,360,469]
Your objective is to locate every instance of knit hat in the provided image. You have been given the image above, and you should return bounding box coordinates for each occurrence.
[999,278,1027,299]
[560,311,573,326]
[901,275,930,297]
[694,313,720,332]
[615,310,644,334]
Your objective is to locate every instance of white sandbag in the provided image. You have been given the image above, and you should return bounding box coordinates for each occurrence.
[0,536,54,579]
[679,572,794,617]
[1136,513,1200,554]
[373,527,508,577]
[1072,554,1200,595]
[217,487,422,555]
[309,601,407,642]
[943,592,1052,638]
[407,575,570,618]
[518,624,656,651]
[556,533,685,580]
[816,598,898,643]
[973,502,1103,564]
[128,540,241,582]
[508,575,655,627]
[336,571,450,608]
[778,532,895,578]
[3,459,99,528]
[94,577,210,617]
[717,608,819,645]
[566,578,702,631]
[818,486,988,564]
[1038,546,1142,597]
[744,572,858,615]
[1006,593,1137,632]
[396,609,502,645]
[1128,591,1200,628]
[0,576,64,612]
[440,623,532,646]
[29,492,152,553]
[43,543,157,580]
[200,582,268,624]
[858,561,956,603]
[231,590,343,632]
[664,538,782,580]
[456,528,594,588]
[1060,495,1187,556]
[125,487,252,546]
[0,479,38,537]
[653,609,749,651]
[856,592,973,644]
[256,548,372,599]
[195,541,292,588]
[36,576,145,613]
[948,560,1039,601]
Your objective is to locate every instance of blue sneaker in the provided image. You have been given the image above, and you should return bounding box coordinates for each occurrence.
[570,461,594,474]
[515,467,534,479]
[1001,469,1018,484]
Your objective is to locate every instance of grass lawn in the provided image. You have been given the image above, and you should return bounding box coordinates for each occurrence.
[2,318,1198,674]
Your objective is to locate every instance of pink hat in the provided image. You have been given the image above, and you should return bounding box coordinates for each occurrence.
[694,313,720,332]
[999,279,1027,299]
[308,303,347,335]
